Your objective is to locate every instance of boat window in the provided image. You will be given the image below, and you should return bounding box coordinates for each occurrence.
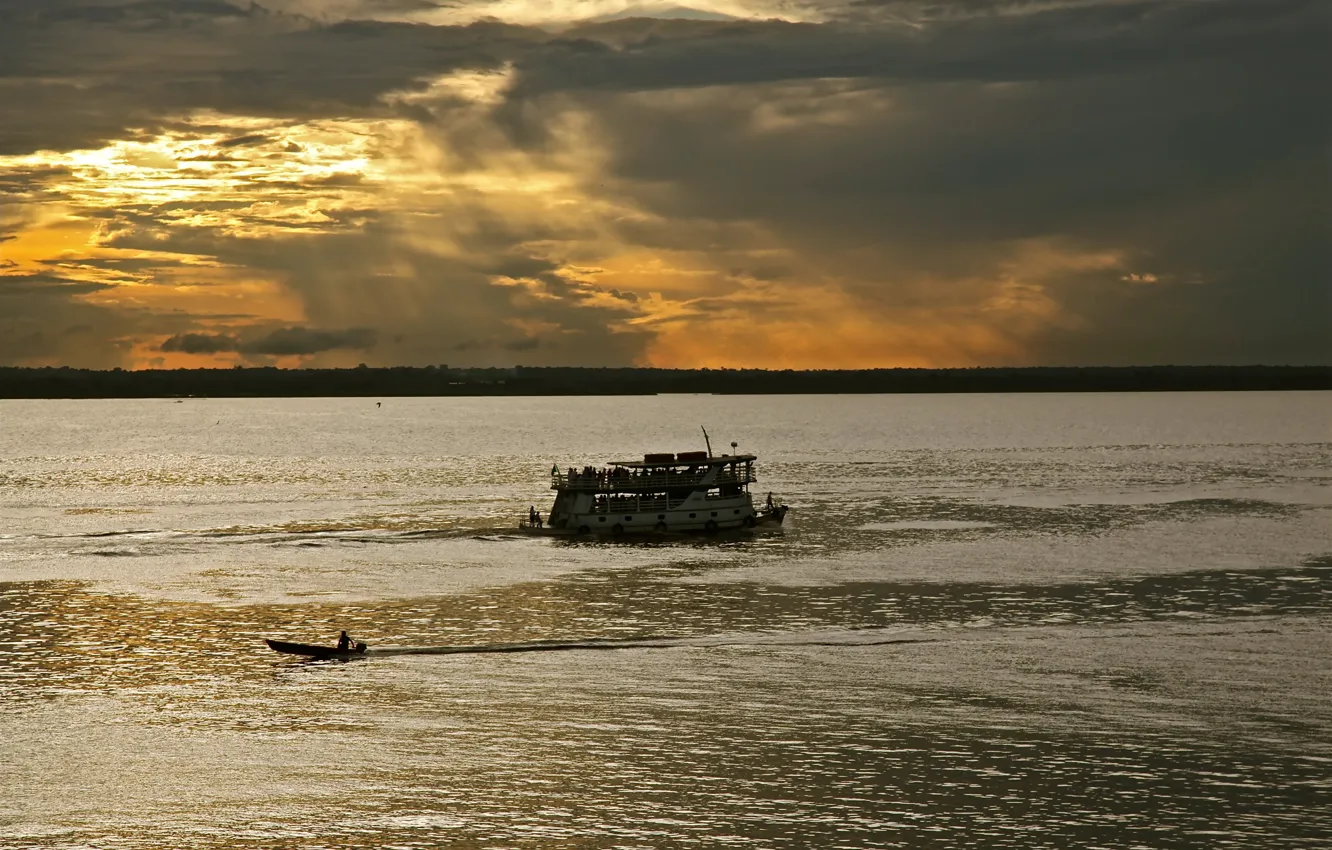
[689,513,696,518]
[599,516,606,522]
[710,511,717,517]
[624,516,632,521]
[657,514,665,520]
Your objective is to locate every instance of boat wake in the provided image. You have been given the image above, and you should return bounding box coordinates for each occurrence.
[358,631,937,658]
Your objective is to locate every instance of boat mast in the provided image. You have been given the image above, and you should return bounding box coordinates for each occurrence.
[701,426,713,457]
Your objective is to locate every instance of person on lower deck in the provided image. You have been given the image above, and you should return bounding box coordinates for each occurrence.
[529,505,543,528]
[337,630,354,651]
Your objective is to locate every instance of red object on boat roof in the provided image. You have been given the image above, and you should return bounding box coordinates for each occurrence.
[676,450,709,461]
[643,452,675,463]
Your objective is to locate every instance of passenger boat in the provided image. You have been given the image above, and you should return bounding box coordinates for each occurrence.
[265,638,367,660]
[524,437,788,535]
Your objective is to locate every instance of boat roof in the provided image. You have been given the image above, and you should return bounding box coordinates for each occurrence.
[608,453,756,469]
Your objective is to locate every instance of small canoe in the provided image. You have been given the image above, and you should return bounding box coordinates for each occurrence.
[265,638,367,660]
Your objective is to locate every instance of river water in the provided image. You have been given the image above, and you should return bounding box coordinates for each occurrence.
[1,392,1329,848]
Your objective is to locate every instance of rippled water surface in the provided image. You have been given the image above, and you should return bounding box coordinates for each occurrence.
[2,392,1330,848]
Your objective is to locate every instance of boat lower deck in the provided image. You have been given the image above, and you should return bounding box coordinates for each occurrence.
[521,505,788,537]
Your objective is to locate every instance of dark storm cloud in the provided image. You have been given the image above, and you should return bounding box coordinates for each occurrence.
[0,273,115,298]
[454,336,544,352]
[17,0,250,25]
[160,331,242,353]
[105,217,651,367]
[241,326,377,355]
[0,271,205,367]
[0,166,75,199]
[0,1,539,155]
[1,0,1321,157]
[215,133,273,148]
[159,326,377,355]
[523,0,1300,96]
[508,0,1325,364]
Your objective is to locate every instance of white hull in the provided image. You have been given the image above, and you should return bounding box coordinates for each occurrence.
[565,492,756,535]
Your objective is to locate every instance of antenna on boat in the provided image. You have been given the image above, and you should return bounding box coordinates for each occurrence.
[701,426,713,457]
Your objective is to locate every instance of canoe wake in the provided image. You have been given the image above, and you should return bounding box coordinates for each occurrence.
[353,632,937,658]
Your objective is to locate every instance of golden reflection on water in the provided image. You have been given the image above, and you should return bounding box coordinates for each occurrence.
[4,568,1328,848]
[5,560,1332,699]
[3,569,1330,847]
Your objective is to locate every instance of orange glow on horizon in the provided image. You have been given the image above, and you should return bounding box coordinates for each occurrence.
[638,306,1025,370]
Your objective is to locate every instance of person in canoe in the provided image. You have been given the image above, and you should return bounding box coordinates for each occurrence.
[336,630,354,652]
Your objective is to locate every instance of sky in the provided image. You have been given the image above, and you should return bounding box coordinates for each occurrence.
[0,0,1326,370]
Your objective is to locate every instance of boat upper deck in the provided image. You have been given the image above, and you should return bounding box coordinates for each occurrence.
[553,453,758,493]
[609,453,755,469]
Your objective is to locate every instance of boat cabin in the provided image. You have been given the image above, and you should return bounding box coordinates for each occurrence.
[544,451,762,534]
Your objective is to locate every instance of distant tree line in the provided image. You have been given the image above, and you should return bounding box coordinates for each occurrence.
[0,365,1327,399]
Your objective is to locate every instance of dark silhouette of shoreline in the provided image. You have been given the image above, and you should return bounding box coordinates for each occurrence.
[0,365,1327,399]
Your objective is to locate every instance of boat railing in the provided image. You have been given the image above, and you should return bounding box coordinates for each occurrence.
[552,467,756,492]
[584,490,758,513]
[585,494,751,513]
[705,490,753,502]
